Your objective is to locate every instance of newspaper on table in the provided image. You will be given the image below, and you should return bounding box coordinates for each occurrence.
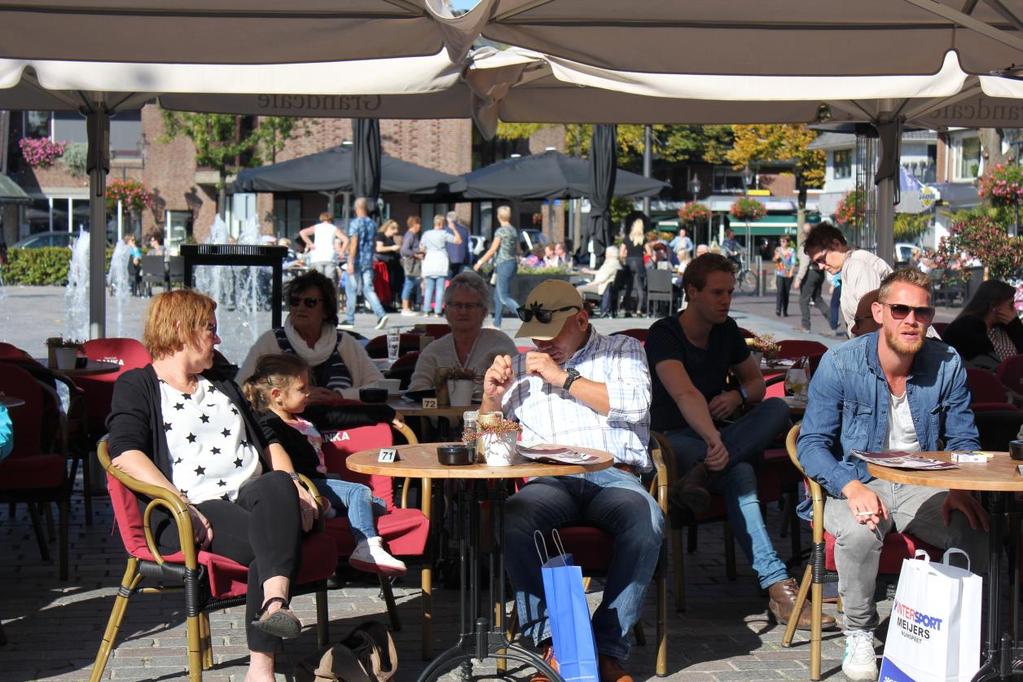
[517,444,599,465]
[851,449,959,470]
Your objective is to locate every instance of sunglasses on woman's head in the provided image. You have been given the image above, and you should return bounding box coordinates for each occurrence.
[516,302,581,324]
[289,296,322,309]
[882,302,935,323]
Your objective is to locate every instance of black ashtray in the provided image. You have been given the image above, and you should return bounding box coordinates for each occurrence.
[437,444,472,466]
[359,387,388,404]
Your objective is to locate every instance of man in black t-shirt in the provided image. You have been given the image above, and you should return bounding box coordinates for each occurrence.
[645,253,832,631]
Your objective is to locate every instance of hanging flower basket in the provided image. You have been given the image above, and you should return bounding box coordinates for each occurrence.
[978,163,1023,208]
[106,179,155,213]
[729,197,766,222]
[677,201,711,226]
[835,189,866,225]
[19,137,67,169]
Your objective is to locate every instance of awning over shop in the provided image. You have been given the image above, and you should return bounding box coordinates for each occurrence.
[0,172,29,204]
[927,182,980,209]
[728,214,799,236]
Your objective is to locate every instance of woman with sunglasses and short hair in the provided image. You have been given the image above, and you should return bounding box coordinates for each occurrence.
[942,279,1023,370]
[237,270,382,408]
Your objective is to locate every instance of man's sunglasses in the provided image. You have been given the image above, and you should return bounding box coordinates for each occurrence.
[516,303,581,324]
[882,303,935,323]
[288,296,322,309]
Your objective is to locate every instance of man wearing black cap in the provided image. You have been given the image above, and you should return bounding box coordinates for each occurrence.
[481,280,661,682]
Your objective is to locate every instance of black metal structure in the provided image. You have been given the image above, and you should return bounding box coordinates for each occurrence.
[180,244,288,328]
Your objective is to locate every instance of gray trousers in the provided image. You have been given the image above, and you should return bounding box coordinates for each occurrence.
[823,479,988,632]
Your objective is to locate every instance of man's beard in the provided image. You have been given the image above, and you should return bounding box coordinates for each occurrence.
[883,324,924,355]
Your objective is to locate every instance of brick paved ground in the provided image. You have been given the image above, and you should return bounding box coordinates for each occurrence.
[0,284,919,681]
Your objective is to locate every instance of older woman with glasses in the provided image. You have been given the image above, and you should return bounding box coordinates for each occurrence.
[408,271,518,392]
[107,289,321,682]
[238,270,382,404]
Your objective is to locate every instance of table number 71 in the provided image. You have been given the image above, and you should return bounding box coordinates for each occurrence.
[378,448,398,463]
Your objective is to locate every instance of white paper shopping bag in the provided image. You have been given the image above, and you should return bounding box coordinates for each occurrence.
[879,549,982,682]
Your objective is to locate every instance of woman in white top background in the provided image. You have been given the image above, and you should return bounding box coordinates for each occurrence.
[419,213,463,317]
[299,212,348,283]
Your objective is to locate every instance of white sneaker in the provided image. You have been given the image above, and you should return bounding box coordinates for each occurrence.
[841,629,877,681]
[350,537,407,576]
[400,309,417,317]
[374,314,390,330]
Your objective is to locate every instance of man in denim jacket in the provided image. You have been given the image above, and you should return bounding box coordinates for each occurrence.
[797,269,989,681]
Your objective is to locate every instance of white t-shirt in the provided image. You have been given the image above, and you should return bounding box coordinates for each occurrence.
[159,378,262,503]
[886,390,920,452]
[310,221,338,264]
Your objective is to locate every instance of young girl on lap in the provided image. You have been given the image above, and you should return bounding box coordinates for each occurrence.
[243,354,406,576]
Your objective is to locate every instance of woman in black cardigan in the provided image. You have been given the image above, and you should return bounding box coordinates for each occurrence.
[942,279,1023,369]
[106,290,320,681]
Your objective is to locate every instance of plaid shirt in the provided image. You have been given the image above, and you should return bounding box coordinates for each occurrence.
[500,328,652,471]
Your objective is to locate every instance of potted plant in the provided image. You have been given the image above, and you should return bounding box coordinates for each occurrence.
[835,188,866,226]
[746,333,780,366]
[46,336,82,370]
[730,197,766,223]
[19,137,67,169]
[677,201,711,227]
[445,367,477,407]
[474,415,521,467]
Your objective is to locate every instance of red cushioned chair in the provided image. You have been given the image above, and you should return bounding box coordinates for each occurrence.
[318,419,433,659]
[0,342,32,360]
[776,339,828,360]
[781,424,939,680]
[967,367,1018,411]
[996,355,1023,405]
[611,328,649,344]
[91,440,337,682]
[0,361,71,580]
[364,333,424,359]
[416,323,451,339]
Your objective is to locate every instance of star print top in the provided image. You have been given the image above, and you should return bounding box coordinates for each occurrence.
[158,378,262,503]
[107,365,272,496]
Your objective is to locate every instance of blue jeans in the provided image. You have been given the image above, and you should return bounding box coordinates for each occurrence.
[311,477,386,543]
[422,276,446,314]
[663,398,792,589]
[503,467,664,660]
[493,259,519,327]
[344,268,387,323]
[401,275,421,306]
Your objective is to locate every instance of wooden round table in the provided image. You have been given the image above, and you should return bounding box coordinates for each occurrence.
[349,442,612,682]
[35,358,120,376]
[867,451,1023,681]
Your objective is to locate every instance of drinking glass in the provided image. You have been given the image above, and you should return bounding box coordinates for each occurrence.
[387,327,401,365]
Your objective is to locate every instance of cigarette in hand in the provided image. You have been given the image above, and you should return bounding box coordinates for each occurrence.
[856,511,875,516]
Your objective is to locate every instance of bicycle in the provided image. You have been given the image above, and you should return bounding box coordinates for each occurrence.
[731,254,758,293]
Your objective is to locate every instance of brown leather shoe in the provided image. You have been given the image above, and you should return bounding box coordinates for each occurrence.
[529,643,558,682]
[767,577,837,631]
[598,655,634,682]
[669,463,712,522]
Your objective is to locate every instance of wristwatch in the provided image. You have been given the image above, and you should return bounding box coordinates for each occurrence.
[562,368,581,391]
[736,385,749,406]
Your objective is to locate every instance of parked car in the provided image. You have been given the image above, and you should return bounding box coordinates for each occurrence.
[895,242,918,265]
[13,231,74,249]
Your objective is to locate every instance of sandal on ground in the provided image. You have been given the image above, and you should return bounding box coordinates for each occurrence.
[251,596,302,640]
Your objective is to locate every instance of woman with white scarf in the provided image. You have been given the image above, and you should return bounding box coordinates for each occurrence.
[238,271,382,409]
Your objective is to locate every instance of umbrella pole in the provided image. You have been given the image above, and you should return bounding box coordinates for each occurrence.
[87,106,110,340]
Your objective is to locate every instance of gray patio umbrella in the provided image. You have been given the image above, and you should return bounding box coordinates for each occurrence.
[233,146,466,195]
[353,118,382,204]
[459,149,666,200]
[587,125,617,267]
[0,172,29,204]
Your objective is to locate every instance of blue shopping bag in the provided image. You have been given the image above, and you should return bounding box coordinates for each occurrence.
[535,530,599,682]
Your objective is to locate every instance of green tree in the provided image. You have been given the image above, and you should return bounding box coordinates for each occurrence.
[725,124,824,188]
[160,110,300,214]
[893,213,930,242]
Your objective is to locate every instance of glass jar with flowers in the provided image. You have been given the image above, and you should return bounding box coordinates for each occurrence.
[474,416,521,467]
[746,333,780,367]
